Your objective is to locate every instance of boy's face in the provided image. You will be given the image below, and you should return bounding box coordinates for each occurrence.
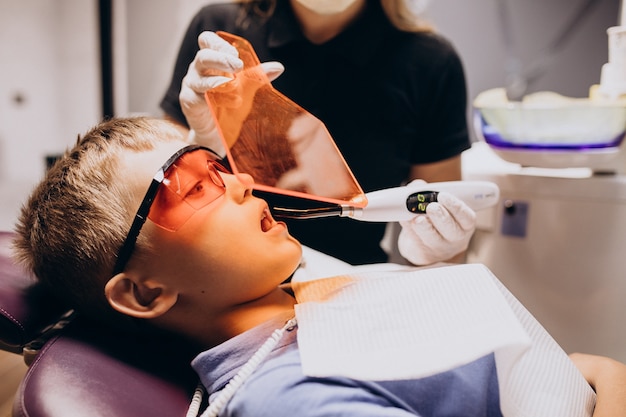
[121,141,303,311]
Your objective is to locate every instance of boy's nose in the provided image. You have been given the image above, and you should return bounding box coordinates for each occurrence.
[224,172,255,199]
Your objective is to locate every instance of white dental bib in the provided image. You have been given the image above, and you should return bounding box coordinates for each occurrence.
[292,262,595,417]
[191,249,595,417]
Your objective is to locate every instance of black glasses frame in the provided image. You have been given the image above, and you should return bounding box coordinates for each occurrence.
[112,144,222,275]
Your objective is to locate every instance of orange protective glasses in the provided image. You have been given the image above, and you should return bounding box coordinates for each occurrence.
[113,145,228,274]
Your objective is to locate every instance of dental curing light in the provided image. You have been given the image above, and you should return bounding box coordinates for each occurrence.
[272,180,499,222]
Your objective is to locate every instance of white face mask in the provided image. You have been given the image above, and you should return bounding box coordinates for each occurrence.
[294,0,360,15]
[403,0,432,16]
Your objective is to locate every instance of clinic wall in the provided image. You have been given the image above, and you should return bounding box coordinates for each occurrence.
[0,0,101,230]
[428,0,621,105]
[0,0,101,185]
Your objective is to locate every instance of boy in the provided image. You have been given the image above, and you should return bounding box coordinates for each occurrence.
[13,117,626,416]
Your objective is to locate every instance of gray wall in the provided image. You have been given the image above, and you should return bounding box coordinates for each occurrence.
[0,0,100,185]
[428,0,621,103]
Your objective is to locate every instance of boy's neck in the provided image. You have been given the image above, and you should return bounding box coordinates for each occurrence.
[164,287,296,349]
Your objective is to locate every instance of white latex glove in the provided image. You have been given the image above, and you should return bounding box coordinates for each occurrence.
[397,182,476,266]
[179,31,285,152]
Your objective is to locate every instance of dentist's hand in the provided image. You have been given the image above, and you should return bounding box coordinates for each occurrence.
[397,181,476,266]
[180,31,284,150]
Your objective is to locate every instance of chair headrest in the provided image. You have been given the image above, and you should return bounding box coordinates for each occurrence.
[16,320,197,417]
[0,231,69,352]
[2,230,199,416]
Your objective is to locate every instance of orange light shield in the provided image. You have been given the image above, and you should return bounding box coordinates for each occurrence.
[204,31,367,209]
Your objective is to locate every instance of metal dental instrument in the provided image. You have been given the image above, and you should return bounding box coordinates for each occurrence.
[272,180,499,222]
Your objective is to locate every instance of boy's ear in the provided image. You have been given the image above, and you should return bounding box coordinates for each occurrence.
[104,273,178,319]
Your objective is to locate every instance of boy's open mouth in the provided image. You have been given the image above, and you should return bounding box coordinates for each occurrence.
[261,207,274,232]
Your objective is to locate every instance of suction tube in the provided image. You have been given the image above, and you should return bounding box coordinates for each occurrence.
[272,181,500,222]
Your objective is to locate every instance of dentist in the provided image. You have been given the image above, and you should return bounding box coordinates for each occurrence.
[161,0,475,266]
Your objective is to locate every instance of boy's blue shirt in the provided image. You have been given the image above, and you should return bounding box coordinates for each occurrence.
[192,312,503,417]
